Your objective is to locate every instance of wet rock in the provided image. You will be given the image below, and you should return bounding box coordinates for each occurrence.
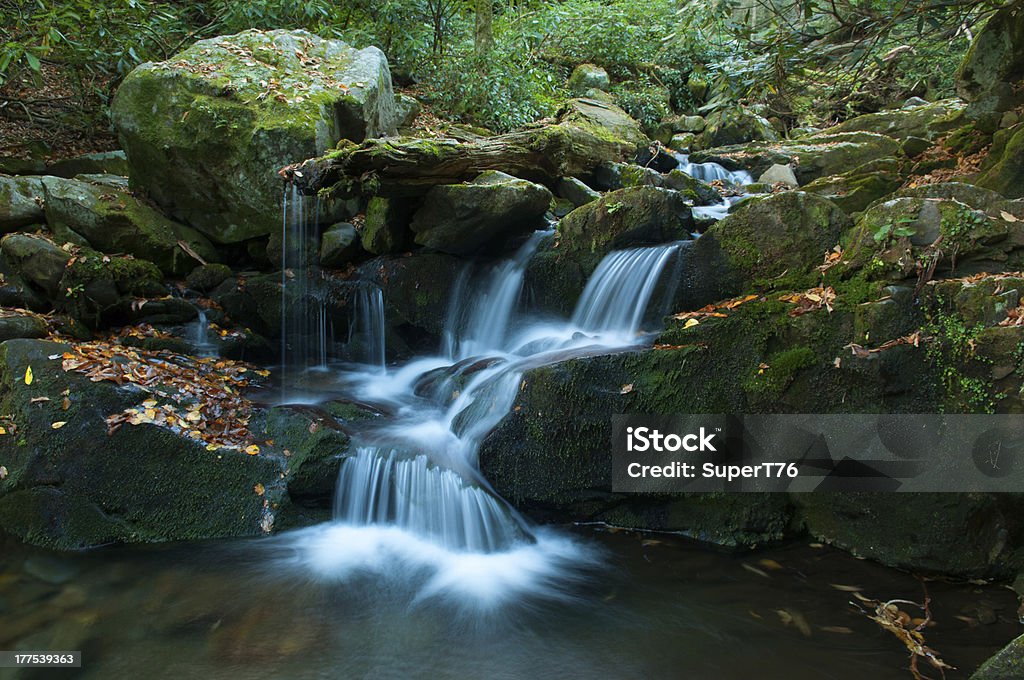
[56,249,166,327]
[568,63,610,94]
[111,29,398,243]
[802,158,904,214]
[972,633,1024,680]
[669,132,697,152]
[826,99,964,140]
[410,171,551,255]
[558,186,693,256]
[319,222,362,267]
[41,178,218,276]
[662,170,721,206]
[0,175,45,232]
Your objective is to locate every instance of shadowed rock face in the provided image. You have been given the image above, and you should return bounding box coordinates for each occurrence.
[111,29,398,244]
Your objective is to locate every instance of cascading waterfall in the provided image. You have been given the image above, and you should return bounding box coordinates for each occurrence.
[188,307,217,358]
[671,152,757,223]
[347,282,386,370]
[443,230,550,360]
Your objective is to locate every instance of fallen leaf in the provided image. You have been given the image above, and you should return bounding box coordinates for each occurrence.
[831,583,864,592]
[245,444,260,456]
[821,626,854,634]
[51,421,67,429]
[743,563,770,579]
[29,396,50,404]
[1000,210,1019,223]
[24,366,33,385]
[683,318,700,329]
[620,383,634,394]
[758,558,783,570]
[254,483,265,496]
[0,465,6,479]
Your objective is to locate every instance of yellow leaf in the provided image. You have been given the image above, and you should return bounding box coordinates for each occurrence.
[185,411,202,422]
[51,421,67,429]
[206,443,219,451]
[0,427,6,435]
[254,483,265,496]
[683,318,700,329]
[24,366,33,385]
[245,444,260,456]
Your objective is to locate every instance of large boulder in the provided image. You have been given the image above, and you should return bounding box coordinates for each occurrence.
[111,29,398,243]
[42,178,217,275]
[0,175,45,232]
[410,171,551,255]
[956,0,1024,130]
[972,634,1024,680]
[0,233,71,299]
[362,196,412,255]
[568,64,610,94]
[802,158,905,214]
[557,186,693,256]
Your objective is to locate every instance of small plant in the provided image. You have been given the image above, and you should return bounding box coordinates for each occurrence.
[873,216,917,244]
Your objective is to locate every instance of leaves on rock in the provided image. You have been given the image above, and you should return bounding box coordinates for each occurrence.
[673,294,759,322]
[23,366,33,385]
[779,287,836,316]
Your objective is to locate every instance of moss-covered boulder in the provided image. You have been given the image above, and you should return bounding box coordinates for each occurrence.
[45,151,130,179]
[825,99,964,140]
[977,124,1024,198]
[697,107,779,148]
[0,311,47,341]
[56,249,166,327]
[956,0,1024,130]
[692,132,902,185]
[683,192,851,305]
[556,176,601,208]
[185,263,233,293]
[0,175,45,232]
[410,171,551,255]
[558,186,693,257]
[0,339,287,549]
[41,178,217,275]
[842,196,1024,282]
[111,29,398,243]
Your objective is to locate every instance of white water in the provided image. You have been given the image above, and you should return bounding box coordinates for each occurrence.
[278,230,683,606]
[187,308,217,357]
[673,152,755,223]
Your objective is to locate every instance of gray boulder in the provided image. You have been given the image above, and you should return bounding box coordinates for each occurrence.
[0,175,45,232]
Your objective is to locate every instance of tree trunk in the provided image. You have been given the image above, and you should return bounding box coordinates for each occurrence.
[283,99,648,196]
[475,0,494,57]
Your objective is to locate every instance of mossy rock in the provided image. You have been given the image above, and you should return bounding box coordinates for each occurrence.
[692,132,902,185]
[802,159,904,214]
[41,177,217,275]
[0,339,288,549]
[697,107,779,148]
[56,249,166,327]
[568,64,610,94]
[557,186,693,256]
[0,175,45,232]
[972,634,1024,680]
[319,222,362,267]
[977,124,1024,198]
[825,99,965,140]
[45,151,130,179]
[110,29,398,243]
[410,171,551,255]
[688,191,851,292]
[0,233,71,299]
[363,196,412,255]
[956,0,1024,131]
[0,312,47,341]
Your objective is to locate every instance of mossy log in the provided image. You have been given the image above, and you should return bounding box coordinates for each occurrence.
[283,98,648,195]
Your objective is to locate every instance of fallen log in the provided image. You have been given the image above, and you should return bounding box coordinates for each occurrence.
[282,98,649,196]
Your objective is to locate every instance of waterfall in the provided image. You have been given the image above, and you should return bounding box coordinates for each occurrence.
[571,245,681,336]
[329,242,683,557]
[187,307,216,357]
[673,153,753,185]
[348,282,386,370]
[443,230,549,359]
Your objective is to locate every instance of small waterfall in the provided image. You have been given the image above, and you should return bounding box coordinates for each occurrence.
[334,447,525,552]
[187,307,217,357]
[443,231,549,359]
[674,153,753,185]
[572,244,681,335]
[348,282,386,370]
[281,185,324,379]
[329,240,685,559]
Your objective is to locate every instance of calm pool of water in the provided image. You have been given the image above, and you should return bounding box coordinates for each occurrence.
[0,526,1018,679]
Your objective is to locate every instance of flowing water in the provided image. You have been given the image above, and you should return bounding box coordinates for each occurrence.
[187,307,217,358]
[673,152,757,223]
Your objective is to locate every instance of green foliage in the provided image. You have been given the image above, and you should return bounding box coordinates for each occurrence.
[872,216,917,244]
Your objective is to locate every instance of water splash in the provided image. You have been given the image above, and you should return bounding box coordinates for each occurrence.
[187,307,217,358]
[673,153,753,185]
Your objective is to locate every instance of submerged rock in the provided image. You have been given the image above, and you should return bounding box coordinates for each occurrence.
[111,29,398,243]
[410,171,551,255]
